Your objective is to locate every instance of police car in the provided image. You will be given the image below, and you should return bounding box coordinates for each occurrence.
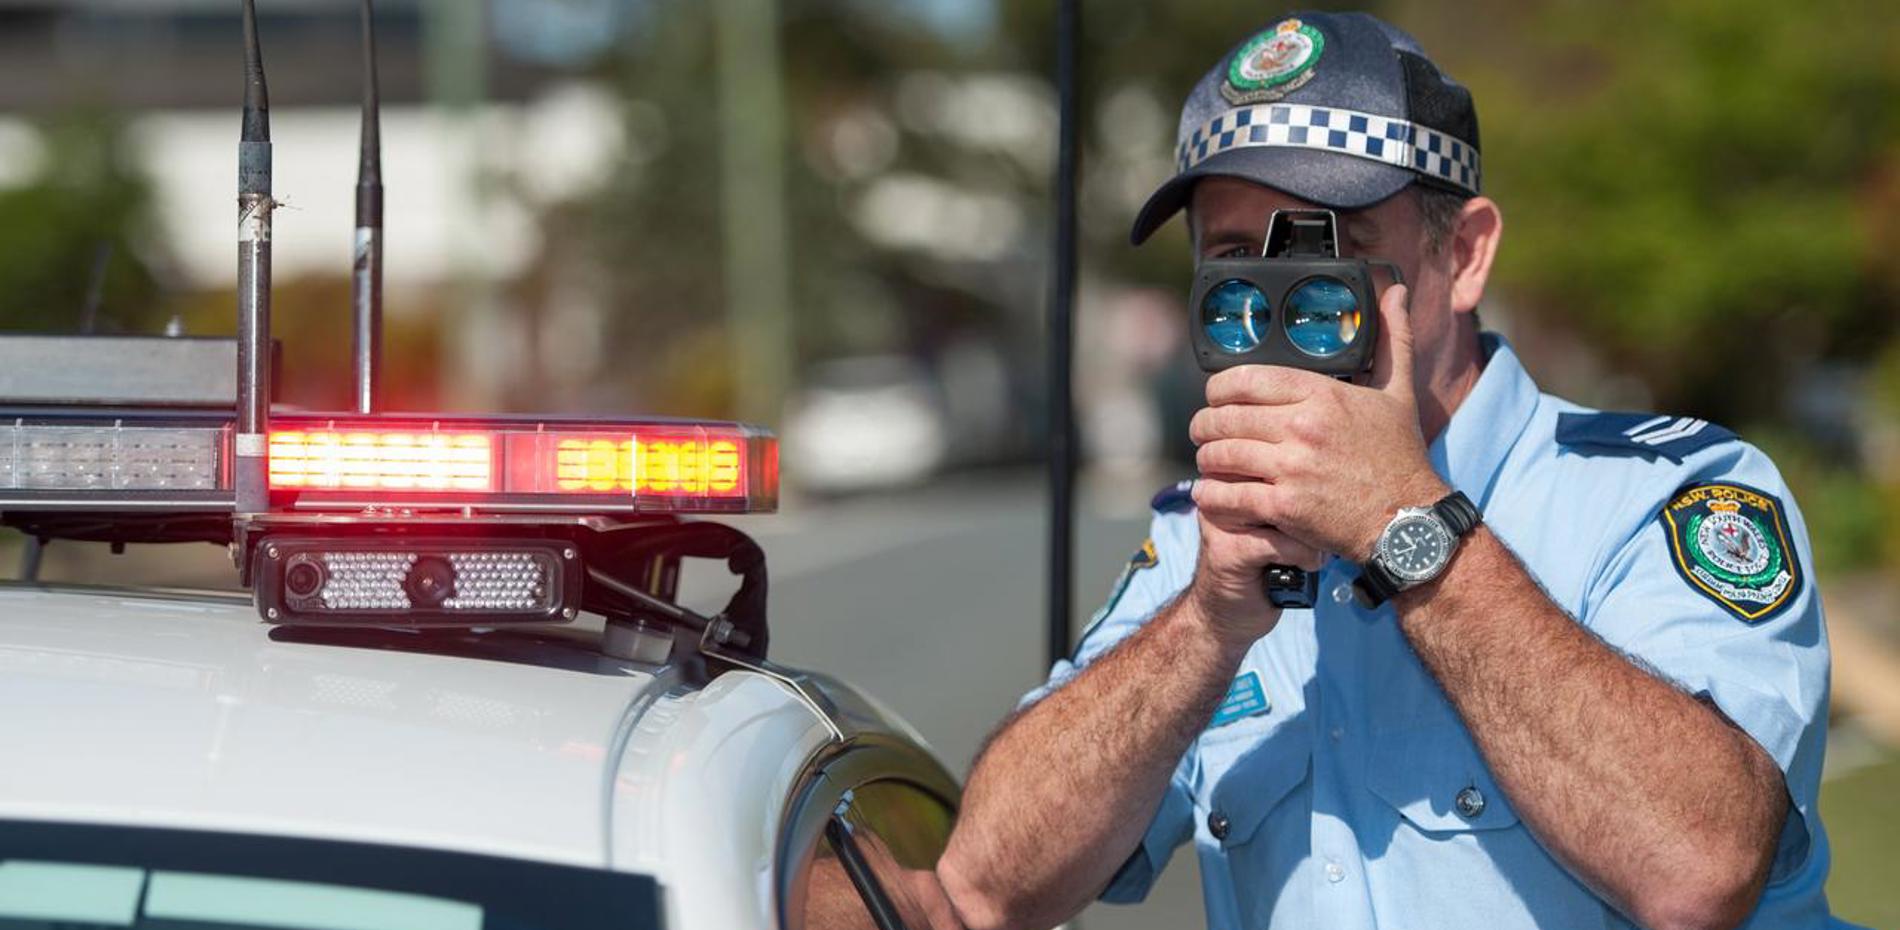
[0,327,960,930]
[0,360,963,930]
[0,4,959,929]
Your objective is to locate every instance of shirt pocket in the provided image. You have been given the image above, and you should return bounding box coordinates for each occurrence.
[1196,717,1313,927]
[1199,713,1313,849]
[1364,723,1520,834]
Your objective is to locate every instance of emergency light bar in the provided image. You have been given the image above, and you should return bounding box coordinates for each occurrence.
[0,413,777,514]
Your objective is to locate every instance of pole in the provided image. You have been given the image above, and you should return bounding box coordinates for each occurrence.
[235,0,273,517]
[422,0,499,409]
[353,0,385,414]
[713,0,793,425]
[1045,0,1081,670]
[19,537,44,582]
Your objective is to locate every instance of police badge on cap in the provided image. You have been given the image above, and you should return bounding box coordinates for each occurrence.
[1222,18,1326,105]
[1130,11,1484,244]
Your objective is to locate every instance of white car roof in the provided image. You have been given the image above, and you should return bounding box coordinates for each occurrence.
[0,583,827,874]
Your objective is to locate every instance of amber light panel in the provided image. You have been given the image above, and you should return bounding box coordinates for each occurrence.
[637,438,742,496]
[550,435,743,496]
[555,438,633,492]
[269,431,496,491]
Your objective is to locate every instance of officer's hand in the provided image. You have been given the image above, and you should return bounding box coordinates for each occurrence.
[1189,283,1448,561]
[1186,512,1323,646]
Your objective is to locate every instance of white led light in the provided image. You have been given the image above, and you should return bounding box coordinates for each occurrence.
[316,551,416,611]
[0,424,222,491]
[444,552,550,611]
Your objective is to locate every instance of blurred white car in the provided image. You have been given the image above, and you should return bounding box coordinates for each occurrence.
[784,356,951,494]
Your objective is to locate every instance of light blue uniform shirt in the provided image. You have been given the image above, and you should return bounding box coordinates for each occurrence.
[1028,335,1853,929]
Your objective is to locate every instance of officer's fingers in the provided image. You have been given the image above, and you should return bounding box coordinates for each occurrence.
[1205,364,1329,408]
[1368,283,1415,401]
[1192,476,1285,527]
[1204,523,1323,573]
[1188,405,1288,446]
[1196,438,1282,483]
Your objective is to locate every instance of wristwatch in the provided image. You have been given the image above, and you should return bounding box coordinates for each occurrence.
[1352,491,1482,608]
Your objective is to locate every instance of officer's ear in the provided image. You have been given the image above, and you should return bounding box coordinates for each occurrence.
[1447,197,1502,317]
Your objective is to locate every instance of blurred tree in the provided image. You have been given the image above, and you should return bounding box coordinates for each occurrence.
[576,0,999,418]
[1414,0,1900,424]
[0,110,171,335]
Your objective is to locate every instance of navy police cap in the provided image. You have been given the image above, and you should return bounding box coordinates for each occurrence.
[1130,11,1481,245]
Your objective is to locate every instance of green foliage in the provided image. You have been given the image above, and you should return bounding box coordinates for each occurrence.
[1819,750,1900,928]
[1438,0,1900,421]
[1749,425,1888,575]
[0,110,169,335]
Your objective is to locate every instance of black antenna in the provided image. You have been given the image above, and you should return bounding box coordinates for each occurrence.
[235,0,274,516]
[1045,0,1080,671]
[352,0,384,414]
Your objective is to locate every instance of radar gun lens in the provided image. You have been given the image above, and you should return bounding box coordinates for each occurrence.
[1202,280,1271,354]
[1284,277,1361,359]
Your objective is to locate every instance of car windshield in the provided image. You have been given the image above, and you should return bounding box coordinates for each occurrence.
[0,820,658,930]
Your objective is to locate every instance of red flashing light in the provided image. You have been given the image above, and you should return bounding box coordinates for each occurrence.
[268,431,496,491]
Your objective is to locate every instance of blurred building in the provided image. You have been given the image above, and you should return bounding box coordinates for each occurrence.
[0,0,633,411]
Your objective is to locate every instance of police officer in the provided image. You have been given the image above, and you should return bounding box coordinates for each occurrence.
[936,11,1854,930]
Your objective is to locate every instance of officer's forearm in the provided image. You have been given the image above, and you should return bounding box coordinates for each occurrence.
[938,599,1247,930]
[1396,529,1786,930]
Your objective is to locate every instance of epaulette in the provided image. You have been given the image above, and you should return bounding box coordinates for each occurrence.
[1150,479,1196,514]
[1556,412,1737,464]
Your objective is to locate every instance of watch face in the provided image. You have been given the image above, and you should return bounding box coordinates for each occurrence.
[1379,513,1454,583]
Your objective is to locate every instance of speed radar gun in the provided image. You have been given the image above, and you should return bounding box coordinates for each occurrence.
[1187,209,1403,608]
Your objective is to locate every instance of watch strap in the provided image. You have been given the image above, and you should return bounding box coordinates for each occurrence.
[1353,559,1403,607]
[1433,491,1482,537]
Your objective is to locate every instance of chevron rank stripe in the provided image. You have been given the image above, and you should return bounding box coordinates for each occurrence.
[1554,411,1738,463]
[1624,416,1709,447]
[1175,103,1481,196]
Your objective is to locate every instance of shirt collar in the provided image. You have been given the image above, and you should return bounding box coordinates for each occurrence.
[1427,333,1540,503]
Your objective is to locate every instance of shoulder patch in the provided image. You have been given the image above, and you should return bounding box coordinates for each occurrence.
[1557,412,1737,463]
[1073,538,1162,661]
[1659,482,1803,623]
[1151,479,1196,514]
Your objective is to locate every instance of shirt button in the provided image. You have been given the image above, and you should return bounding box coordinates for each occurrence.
[1455,785,1487,819]
[1324,861,1345,883]
[1207,810,1230,841]
[1329,727,1344,743]
[1330,581,1355,604]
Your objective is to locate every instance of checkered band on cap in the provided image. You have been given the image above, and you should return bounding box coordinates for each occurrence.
[1177,103,1481,196]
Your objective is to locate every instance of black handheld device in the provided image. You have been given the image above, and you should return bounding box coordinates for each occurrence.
[1189,209,1400,375]
[1187,209,1403,608]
